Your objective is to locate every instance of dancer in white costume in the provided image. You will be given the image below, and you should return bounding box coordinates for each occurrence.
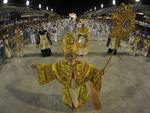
[129,33,140,56]
[97,24,103,42]
[142,38,150,57]
[13,28,24,57]
[30,27,36,44]
[2,34,12,58]
[92,23,97,39]
[52,25,58,42]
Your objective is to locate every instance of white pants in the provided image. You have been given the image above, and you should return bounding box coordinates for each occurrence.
[31,34,36,44]
[53,33,57,42]
[98,32,103,42]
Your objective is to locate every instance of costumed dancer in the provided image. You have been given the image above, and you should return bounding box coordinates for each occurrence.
[46,31,53,46]
[13,28,24,57]
[0,38,5,58]
[32,33,104,111]
[34,28,40,48]
[92,22,97,38]
[52,25,58,42]
[102,23,106,37]
[30,27,36,44]
[129,33,140,56]
[107,3,136,55]
[141,38,150,57]
[107,33,120,55]
[2,34,12,58]
[38,30,52,57]
[98,24,103,42]
[57,23,62,37]
[76,24,89,56]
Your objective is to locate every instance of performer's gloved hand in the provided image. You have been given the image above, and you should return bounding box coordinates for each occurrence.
[31,64,36,69]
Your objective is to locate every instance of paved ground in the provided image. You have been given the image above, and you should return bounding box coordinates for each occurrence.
[0,40,150,113]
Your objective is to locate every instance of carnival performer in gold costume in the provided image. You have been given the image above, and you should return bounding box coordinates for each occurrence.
[13,28,24,57]
[107,3,136,55]
[2,34,12,58]
[32,33,104,111]
[76,24,89,56]
[129,32,140,56]
[142,38,150,57]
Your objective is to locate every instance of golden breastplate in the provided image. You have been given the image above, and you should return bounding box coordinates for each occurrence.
[55,61,90,87]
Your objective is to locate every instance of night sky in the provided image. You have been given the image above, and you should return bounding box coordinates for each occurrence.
[0,0,150,16]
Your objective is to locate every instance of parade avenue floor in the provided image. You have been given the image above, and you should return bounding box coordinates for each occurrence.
[0,40,150,113]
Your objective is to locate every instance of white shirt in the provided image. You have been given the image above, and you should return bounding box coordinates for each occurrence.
[0,40,3,47]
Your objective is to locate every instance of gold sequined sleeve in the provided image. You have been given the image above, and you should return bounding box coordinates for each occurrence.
[89,66,104,92]
[36,64,56,85]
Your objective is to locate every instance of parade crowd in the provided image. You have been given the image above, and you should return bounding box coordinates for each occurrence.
[0,18,149,60]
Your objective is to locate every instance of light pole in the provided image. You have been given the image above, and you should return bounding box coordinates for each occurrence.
[90,9,92,12]
[135,0,140,2]
[94,6,96,10]
[113,0,116,5]
[101,4,103,8]
[3,0,8,4]
[26,0,29,6]
[39,4,41,9]
[46,6,48,10]
[51,9,53,12]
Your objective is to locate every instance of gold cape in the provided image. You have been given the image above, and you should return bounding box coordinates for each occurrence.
[36,60,103,109]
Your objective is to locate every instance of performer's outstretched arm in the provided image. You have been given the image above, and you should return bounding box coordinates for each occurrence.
[32,64,56,85]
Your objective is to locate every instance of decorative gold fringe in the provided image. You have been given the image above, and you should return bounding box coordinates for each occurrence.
[89,81,101,111]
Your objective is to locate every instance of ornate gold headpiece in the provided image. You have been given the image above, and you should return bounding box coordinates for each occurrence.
[63,33,78,55]
[111,3,136,40]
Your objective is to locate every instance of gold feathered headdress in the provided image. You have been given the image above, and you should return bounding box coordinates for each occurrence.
[63,33,78,55]
[111,3,136,40]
